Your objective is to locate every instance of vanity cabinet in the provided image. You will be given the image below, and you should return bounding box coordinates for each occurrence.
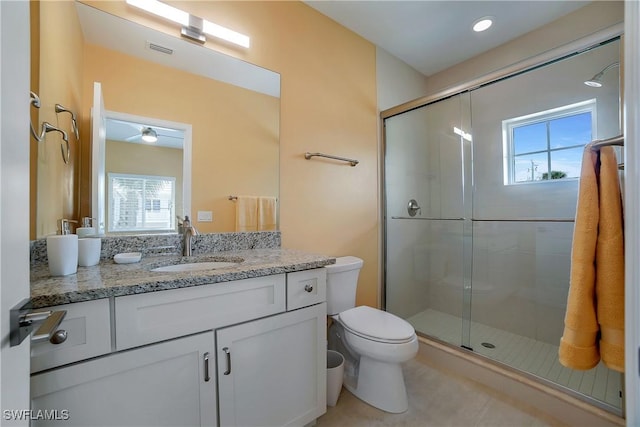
[31,331,216,426]
[30,268,328,427]
[217,302,326,427]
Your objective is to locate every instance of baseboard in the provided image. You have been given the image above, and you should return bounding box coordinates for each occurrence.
[417,336,625,427]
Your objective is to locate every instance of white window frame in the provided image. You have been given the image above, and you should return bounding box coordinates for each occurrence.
[107,172,176,233]
[502,99,597,185]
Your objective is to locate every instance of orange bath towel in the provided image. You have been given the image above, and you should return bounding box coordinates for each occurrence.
[559,145,625,373]
[596,147,625,372]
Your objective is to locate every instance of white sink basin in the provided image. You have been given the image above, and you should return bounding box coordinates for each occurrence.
[151,261,239,273]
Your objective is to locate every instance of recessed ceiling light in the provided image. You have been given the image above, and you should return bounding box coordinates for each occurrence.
[473,17,493,32]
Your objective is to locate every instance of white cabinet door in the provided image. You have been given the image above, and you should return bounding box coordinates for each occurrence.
[217,303,327,427]
[31,332,216,427]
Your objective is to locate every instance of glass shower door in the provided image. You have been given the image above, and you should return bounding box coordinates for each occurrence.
[384,93,473,348]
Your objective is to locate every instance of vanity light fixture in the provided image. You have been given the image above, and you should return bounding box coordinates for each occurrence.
[472,16,493,32]
[584,62,620,87]
[141,127,158,143]
[126,0,250,48]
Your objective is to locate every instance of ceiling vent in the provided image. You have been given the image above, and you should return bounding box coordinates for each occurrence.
[146,41,173,55]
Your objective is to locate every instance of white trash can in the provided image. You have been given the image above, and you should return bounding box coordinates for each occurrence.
[326,350,344,407]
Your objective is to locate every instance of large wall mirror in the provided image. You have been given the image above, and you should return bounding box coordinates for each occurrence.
[33,1,280,238]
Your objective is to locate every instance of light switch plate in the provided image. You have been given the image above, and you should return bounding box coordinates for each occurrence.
[197,211,213,222]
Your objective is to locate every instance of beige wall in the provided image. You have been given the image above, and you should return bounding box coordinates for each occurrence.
[81,45,279,233]
[105,140,183,232]
[34,0,84,238]
[86,1,380,308]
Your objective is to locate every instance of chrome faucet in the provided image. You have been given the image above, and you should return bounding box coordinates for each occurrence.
[182,216,199,256]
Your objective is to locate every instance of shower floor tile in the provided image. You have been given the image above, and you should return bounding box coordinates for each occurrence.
[407,309,623,410]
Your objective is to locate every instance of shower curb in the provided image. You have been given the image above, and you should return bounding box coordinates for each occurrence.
[417,336,625,427]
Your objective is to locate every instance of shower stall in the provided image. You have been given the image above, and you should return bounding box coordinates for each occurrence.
[383,37,623,414]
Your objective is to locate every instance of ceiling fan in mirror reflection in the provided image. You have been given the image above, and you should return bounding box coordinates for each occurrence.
[106,118,185,149]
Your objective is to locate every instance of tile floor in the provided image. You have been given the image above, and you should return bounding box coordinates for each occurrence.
[316,355,563,427]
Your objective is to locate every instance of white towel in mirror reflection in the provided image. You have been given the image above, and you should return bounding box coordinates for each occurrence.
[257,196,277,231]
[235,196,277,232]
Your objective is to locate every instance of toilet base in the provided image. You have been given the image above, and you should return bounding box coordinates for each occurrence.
[344,356,409,413]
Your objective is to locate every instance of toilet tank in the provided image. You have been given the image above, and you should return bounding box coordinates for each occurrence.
[325,256,364,315]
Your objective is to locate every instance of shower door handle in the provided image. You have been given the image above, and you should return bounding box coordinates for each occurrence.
[407,199,421,217]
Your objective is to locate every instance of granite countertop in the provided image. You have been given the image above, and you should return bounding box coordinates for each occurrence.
[30,249,336,309]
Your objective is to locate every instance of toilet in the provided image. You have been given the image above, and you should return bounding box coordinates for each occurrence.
[326,256,418,413]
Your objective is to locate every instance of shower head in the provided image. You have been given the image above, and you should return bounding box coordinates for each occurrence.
[584,62,620,88]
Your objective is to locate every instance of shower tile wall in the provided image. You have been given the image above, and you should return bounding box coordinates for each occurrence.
[471,222,572,345]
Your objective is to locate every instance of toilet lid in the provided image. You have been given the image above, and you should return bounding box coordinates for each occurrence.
[339,306,415,343]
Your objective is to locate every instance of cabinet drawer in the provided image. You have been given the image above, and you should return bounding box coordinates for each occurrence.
[286,268,326,311]
[115,274,286,350]
[31,299,112,373]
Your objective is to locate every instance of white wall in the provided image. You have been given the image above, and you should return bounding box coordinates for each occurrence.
[376,47,429,112]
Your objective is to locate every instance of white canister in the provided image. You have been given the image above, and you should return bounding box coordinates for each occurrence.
[78,237,101,267]
[47,234,79,276]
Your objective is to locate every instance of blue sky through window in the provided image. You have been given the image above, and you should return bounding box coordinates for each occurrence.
[511,111,591,182]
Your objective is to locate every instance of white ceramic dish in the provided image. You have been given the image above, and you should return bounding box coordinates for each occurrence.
[114,252,142,264]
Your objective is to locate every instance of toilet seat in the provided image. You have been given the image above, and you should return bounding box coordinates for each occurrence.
[339,306,416,344]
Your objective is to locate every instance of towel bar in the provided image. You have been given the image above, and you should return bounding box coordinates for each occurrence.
[228,195,277,201]
[591,134,624,150]
[304,152,359,166]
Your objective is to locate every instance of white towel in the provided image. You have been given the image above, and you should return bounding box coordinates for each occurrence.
[235,196,258,232]
[258,197,277,231]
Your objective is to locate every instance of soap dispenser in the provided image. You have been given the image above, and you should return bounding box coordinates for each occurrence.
[46,219,78,276]
[76,217,96,238]
[78,216,101,267]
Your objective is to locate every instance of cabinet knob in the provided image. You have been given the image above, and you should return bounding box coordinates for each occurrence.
[304,284,314,293]
[49,329,67,345]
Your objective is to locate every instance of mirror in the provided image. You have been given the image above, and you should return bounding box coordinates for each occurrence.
[34,1,280,237]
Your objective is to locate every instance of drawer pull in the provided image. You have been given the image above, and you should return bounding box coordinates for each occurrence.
[223,347,231,375]
[204,352,211,382]
[49,329,68,345]
[304,284,314,293]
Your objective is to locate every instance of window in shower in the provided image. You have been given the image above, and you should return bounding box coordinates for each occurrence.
[503,99,595,184]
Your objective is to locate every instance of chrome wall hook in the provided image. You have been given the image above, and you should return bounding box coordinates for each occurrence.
[41,122,71,164]
[54,104,80,140]
[30,91,42,142]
